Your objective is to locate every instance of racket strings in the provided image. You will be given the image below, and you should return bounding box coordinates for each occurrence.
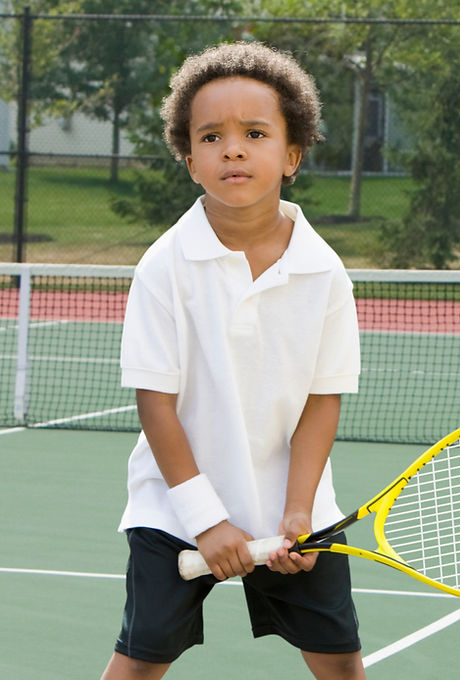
[384,439,460,587]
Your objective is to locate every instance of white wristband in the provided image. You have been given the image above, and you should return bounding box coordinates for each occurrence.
[167,473,230,539]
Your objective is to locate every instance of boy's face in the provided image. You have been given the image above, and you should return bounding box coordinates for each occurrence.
[186,77,301,211]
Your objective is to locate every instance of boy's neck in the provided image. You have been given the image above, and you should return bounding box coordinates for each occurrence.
[203,195,291,251]
[203,195,294,280]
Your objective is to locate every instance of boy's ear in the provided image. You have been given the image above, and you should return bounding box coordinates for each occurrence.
[186,155,201,185]
[284,145,303,179]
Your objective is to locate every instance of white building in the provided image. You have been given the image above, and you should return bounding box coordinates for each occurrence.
[1,99,135,167]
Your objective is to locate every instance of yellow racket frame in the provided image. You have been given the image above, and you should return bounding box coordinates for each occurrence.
[297,427,460,597]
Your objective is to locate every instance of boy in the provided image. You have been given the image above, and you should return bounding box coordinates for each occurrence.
[102,42,365,680]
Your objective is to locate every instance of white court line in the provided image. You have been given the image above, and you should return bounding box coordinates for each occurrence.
[362,608,460,668]
[0,320,68,331]
[0,567,124,579]
[0,404,137,434]
[353,587,454,600]
[2,354,119,363]
[0,427,26,436]
[32,404,137,428]
[0,566,456,602]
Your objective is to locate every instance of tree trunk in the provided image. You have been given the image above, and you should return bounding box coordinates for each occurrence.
[348,41,373,220]
[110,108,120,183]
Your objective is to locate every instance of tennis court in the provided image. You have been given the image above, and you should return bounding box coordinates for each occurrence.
[1,428,460,679]
[1,264,459,678]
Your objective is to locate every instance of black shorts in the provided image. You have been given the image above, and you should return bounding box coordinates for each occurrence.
[114,528,361,664]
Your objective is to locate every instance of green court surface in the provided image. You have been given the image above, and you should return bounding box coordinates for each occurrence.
[1,428,459,679]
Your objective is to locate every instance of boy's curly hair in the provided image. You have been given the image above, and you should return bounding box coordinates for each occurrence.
[160,42,323,185]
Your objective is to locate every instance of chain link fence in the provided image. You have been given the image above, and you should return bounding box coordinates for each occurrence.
[0,11,459,267]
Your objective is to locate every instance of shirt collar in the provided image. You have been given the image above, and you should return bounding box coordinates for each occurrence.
[279,200,338,274]
[178,196,337,274]
[178,197,233,261]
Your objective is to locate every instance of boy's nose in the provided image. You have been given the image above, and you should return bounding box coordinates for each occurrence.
[223,141,247,160]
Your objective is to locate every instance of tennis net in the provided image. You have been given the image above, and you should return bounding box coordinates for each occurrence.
[0,263,459,443]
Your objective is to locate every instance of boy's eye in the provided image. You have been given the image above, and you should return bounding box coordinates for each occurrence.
[247,130,265,139]
[202,133,220,143]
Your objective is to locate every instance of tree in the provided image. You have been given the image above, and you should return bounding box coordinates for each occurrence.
[249,1,402,217]
[113,0,459,233]
[54,0,159,182]
[111,160,202,230]
[110,0,246,224]
[379,55,460,268]
[0,1,81,113]
[251,0,460,221]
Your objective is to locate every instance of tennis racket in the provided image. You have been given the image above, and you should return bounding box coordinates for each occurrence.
[179,428,460,596]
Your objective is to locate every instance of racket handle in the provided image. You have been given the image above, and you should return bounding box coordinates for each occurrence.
[178,535,285,580]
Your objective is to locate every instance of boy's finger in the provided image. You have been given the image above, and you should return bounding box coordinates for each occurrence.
[267,547,301,574]
[290,550,318,572]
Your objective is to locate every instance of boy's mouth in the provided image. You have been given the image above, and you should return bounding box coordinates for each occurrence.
[221,169,252,182]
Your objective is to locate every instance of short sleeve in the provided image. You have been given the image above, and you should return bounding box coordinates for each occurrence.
[309,270,360,394]
[120,271,180,393]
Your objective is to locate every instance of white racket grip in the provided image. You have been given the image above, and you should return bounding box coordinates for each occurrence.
[178,535,285,580]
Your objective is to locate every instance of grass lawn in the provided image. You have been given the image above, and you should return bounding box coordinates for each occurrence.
[0,166,151,264]
[302,175,412,220]
[0,166,413,267]
[305,175,413,268]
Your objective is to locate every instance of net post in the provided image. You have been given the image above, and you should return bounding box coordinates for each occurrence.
[14,265,31,423]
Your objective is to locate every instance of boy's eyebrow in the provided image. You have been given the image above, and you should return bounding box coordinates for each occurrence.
[195,119,273,133]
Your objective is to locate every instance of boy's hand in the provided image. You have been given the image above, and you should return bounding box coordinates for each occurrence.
[196,521,255,581]
[267,512,318,574]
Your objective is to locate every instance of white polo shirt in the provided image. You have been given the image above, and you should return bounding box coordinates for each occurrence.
[119,197,360,544]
